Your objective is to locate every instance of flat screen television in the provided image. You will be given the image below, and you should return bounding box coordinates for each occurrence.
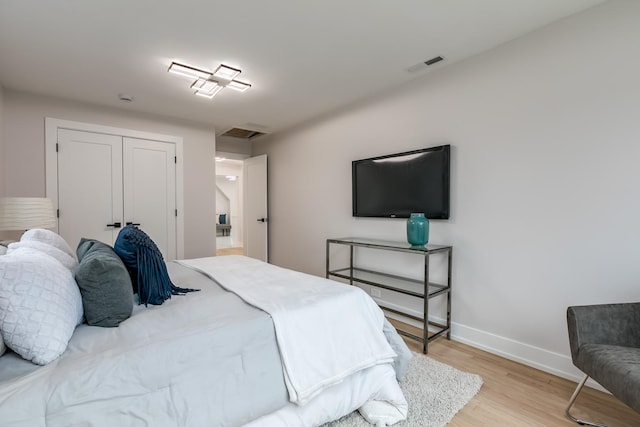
[352,144,450,219]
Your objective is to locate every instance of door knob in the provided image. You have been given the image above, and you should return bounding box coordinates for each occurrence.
[126,222,141,226]
[257,218,268,223]
[106,222,122,228]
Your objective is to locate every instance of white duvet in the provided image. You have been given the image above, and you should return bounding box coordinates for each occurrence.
[177,255,409,426]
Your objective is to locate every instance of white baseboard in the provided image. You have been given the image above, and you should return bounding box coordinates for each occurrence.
[375,298,607,393]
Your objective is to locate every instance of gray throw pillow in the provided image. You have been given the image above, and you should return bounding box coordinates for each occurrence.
[75,239,134,327]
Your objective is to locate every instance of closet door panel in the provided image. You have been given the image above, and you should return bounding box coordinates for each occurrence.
[123,138,176,261]
[57,129,123,249]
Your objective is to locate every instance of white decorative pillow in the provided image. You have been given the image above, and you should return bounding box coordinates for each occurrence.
[0,237,5,356]
[21,228,75,259]
[0,247,84,365]
[0,240,15,256]
[8,240,78,272]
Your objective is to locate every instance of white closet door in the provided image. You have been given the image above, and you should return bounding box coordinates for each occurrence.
[123,137,176,261]
[57,129,123,250]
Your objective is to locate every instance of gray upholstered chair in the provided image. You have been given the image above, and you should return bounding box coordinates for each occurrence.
[566,303,640,426]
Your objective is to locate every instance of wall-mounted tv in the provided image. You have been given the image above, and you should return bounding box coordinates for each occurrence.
[352,144,450,219]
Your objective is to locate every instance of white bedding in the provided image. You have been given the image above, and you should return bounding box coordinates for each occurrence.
[1,255,410,426]
[247,363,405,427]
[178,255,409,425]
[0,262,288,427]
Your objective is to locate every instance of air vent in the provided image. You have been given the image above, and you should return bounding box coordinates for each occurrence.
[407,55,446,73]
[424,56,444,66]
[221,127,266,139]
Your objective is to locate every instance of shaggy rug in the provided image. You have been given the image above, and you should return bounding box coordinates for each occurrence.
[325,353,483,427]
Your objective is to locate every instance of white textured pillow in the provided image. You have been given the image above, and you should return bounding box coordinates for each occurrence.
[7,240,78,272]
[0,247,84,365]
[21,228,75,259]
[0,245,6,256]
[0,333,5,357]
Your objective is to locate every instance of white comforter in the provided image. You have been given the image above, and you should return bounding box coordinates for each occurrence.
[177,255,408,425]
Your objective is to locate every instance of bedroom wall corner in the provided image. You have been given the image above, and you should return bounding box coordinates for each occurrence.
[0,85,14,242]
[3,91,217,258]
[217,135,253,157]
[0,84,5,197]
[251,0,640,383]
[0,84,8,241]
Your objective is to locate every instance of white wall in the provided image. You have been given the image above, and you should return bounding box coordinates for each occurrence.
[217,135,253,157]
[3,90,216,258]
[253,0,640,382]
[0,86,4,195]
[0,85,10,241]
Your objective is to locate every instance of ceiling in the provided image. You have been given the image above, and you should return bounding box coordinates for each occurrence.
[0,0,605,138]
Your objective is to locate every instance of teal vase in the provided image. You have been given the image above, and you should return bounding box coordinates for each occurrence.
[407,213,429,246]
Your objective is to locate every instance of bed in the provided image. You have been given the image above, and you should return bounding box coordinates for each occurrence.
[0,232,411,426]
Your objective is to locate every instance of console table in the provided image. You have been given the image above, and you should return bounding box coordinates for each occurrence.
[326,237,452,353]
[216,224,231,236]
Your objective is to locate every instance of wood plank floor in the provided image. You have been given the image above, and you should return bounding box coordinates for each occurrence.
[399,332,640,426]
[215,246,243,256]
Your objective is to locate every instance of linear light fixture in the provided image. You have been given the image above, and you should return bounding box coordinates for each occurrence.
[168,62,212,80]
[227,80,251,92]
[213,64,241,81]
[194,85,224,99]
[168,61,251,99]
[191,78,221,93]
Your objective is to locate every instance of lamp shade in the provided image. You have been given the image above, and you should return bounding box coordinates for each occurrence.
[0,197,57,231]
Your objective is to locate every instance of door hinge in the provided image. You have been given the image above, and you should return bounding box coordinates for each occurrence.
[56,143,59,152]
[174,156,177,164]
[56,209,60,218]
[175,209,178,217]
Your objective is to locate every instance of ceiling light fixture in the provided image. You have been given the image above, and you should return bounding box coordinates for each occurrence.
[194,85,224,99]
[213,64,241,81]
[191,78,223,98]
[168,61,251,99]
[226,80,251,92]
[168,62,212,80]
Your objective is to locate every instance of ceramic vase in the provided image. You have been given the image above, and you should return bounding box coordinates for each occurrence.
[406,213,429,246]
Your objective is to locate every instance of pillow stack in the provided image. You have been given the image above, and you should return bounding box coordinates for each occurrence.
[0,229,83,365]
[0,240,13,256]
[114,225,198,306]
[75,238,133,327]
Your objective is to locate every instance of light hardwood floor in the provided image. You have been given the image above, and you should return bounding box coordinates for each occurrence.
[399,331,640,426]
[215,247,243,256]
[215,255,636,425]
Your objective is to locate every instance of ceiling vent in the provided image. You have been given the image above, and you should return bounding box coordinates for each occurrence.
[407,55,446,73]
[221,127,266,139]
[424,56,444,66]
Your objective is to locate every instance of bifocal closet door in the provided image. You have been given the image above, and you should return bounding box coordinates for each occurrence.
[123,137,176,261]
[57,129,123,250]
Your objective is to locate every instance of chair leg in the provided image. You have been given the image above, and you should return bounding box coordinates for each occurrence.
[566,374,608,427]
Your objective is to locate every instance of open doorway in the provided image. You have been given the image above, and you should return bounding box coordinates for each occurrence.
[215,157,244,256]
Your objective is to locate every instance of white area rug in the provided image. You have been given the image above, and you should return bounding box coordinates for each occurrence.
[325,353,483,427]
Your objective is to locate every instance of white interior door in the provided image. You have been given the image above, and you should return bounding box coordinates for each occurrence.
[123,137,177,261]
[57,129,123,250]
[243,155,268,261]
[46,118,185,259]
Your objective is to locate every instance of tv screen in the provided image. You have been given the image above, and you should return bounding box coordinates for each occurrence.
[352,144,450,219]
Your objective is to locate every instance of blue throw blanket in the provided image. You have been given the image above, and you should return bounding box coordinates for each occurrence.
[114,225,198,306]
